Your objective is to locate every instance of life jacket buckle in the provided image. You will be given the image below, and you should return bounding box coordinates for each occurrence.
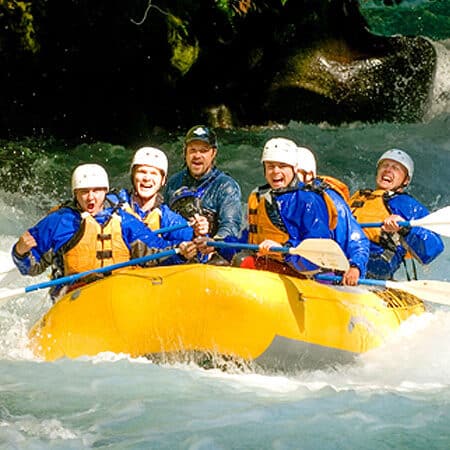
[96,250,113,259]
[97,233,112,241]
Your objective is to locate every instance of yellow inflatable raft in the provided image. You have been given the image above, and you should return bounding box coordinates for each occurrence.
[28,264,425,369]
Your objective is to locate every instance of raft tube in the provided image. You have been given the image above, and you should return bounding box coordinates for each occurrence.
[28,264,425,370]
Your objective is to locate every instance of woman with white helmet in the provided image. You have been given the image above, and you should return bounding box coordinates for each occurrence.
[296,145,369,286]
[12,163,197,299]
[108,147,208,244]
[349,148,444,280]
[236,137,333,275]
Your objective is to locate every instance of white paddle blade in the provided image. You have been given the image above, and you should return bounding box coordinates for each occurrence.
[416,223,450,237]
[290,239,350,272]
[409,221,450,237]
[410,206,450,237]
[386,279,450,306]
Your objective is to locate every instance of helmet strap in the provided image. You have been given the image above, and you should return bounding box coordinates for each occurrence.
[400,175,410,190]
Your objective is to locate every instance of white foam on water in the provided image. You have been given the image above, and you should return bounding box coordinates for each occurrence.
[0,240,16,280]
[425,39,450,121]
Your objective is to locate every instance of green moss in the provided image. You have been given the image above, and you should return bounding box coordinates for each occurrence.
[167,13,199,76]
[0,0,39,53]
[15,1,39,53]
[215,0,234,17]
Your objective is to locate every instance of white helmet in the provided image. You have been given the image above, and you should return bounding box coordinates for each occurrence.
[377,148,414,181]
[297,146,317,178]
[131,147,168,176]
[261,138,298,168]
[71,164,109,193]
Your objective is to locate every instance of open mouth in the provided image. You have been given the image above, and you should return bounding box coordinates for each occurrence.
[272,176,284,185]
[137,181,156,192]
[86,202,96,212]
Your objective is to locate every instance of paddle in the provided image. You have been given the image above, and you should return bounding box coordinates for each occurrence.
[315,273,450,306]
[0,222,191,301]
[359,206,450,237]
[153,223,191,235]
[0,248,180,303]
[207,239,350,272]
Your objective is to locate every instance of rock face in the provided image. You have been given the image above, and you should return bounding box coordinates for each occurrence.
[226,0,437,125]
[0,0,439,140]
[262,35,435,124]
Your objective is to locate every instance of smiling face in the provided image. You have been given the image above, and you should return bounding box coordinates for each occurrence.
[132,165,165,207]
[264,161,296,189]
[185,140,217,179]
[376,158,409,191]
[75,187,107,216]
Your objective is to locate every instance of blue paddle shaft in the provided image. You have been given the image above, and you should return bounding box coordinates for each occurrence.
[154,223,190,234]
[23,249,178,294]
[315,273,386,287]
[360,221,409,228]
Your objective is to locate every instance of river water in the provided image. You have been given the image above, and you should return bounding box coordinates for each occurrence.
[1,2,450,449]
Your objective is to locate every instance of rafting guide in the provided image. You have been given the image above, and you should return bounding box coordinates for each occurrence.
[165,125,243,265]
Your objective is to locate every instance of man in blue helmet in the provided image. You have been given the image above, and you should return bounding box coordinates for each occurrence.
[164,125,243,263]
[349,149,444,280]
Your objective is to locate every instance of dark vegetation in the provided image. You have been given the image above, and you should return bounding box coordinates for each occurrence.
[0,0,438,143]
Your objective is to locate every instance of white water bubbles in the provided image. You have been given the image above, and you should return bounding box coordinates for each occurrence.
[0,234,50,361]
[424,39,450,121]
